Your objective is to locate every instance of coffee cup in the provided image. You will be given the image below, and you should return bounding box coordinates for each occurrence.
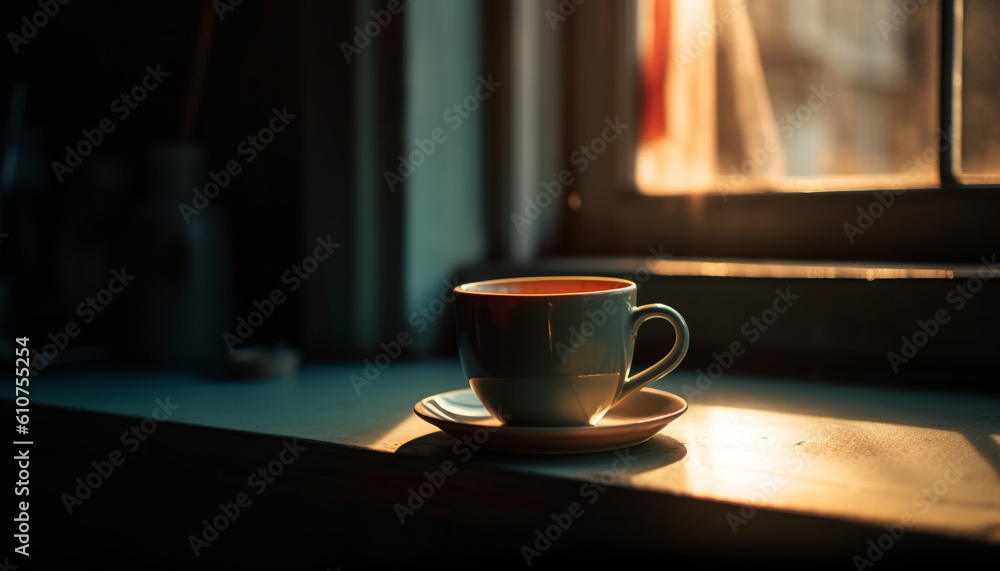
[453,276,689,426]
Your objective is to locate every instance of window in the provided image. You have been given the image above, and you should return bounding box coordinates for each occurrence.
[477,1,1000,382]
[636,0,939,194]
[530,0,1000,263]
[953,0,1000,183]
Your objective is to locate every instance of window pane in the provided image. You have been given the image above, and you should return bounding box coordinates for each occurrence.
[953,0,1000,183]
[636,0,940,195]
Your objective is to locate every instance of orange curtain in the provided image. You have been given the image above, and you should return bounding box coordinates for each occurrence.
[640,0,671,146]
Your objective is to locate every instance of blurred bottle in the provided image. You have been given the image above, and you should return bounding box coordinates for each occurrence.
[126,142,231,372]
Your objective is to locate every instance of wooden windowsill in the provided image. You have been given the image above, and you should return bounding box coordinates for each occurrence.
[18,359,1000,566]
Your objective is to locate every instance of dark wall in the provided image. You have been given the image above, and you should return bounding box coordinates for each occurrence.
[1,1,354,371]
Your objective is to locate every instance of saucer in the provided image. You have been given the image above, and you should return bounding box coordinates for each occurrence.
[413,387,687,454]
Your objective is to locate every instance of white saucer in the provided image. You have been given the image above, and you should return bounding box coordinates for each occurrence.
[413,387,687,454]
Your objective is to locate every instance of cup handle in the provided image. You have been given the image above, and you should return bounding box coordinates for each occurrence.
[618,303,690,402]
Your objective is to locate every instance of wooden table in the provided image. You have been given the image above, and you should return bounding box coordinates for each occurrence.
[16,360,1000,568]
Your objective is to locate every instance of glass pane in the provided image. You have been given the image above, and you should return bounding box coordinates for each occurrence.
[636,0,940,195]
[954,0,1000,183]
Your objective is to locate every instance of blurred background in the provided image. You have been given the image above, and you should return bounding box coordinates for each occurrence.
[2,0,999,387]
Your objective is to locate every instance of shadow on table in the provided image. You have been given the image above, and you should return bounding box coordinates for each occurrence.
[395,431,685,477]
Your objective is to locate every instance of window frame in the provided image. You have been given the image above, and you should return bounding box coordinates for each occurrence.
[548,0,1000,264]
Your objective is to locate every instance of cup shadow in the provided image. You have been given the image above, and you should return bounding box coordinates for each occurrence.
[395,431,686,476]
